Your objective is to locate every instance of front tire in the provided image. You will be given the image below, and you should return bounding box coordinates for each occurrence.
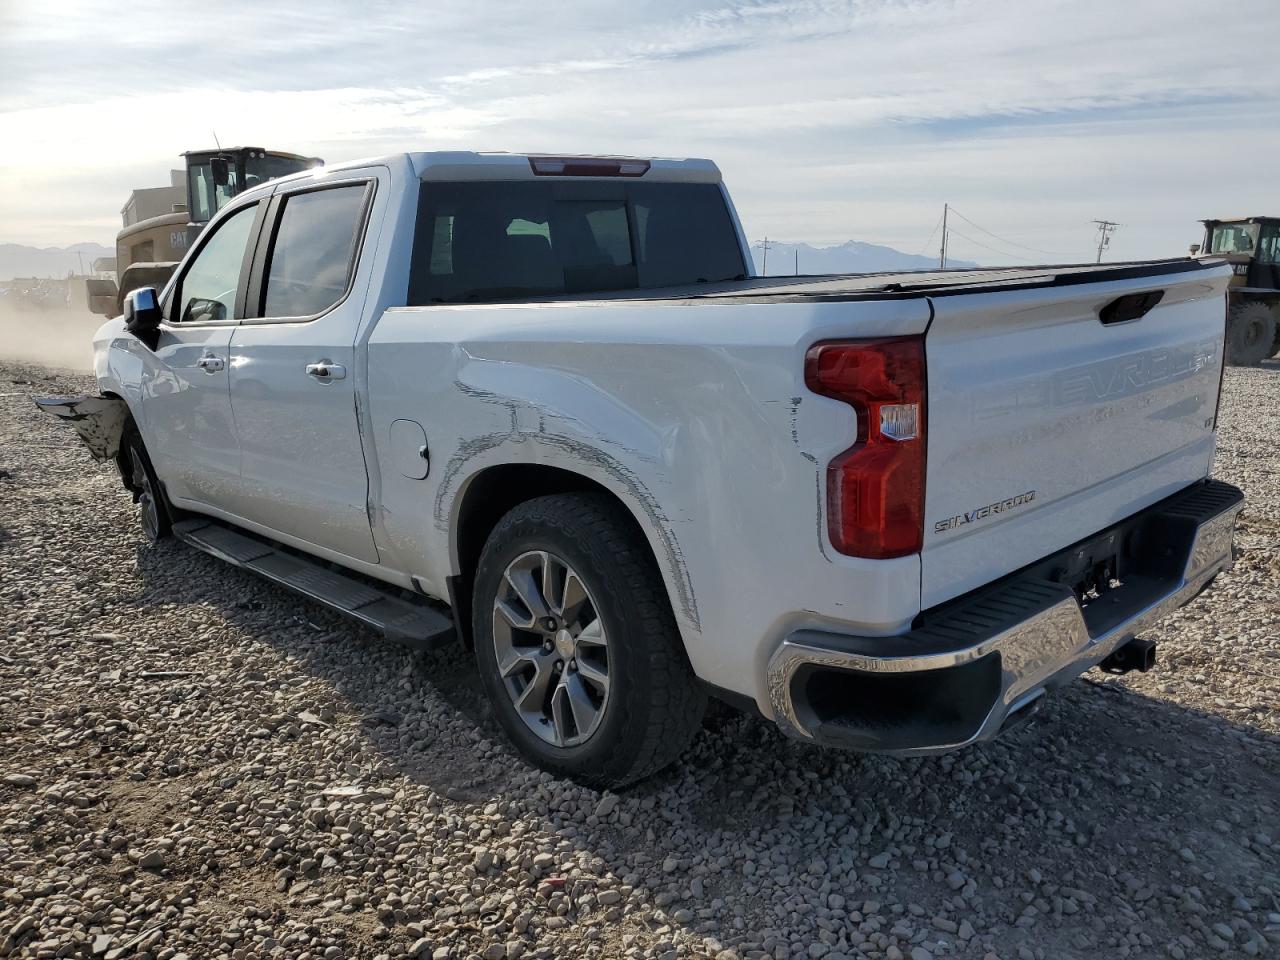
[472,493,706,788]
[122,428,172,543]
[1225,300,1277,366]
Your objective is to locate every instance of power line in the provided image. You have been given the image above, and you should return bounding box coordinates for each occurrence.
[940,203,949,268]
[915,209,946,258]
[946,206,1072,257]
[943,227,1038,263]
[934,203,1070,269]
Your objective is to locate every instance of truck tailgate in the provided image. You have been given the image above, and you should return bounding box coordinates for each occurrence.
[920,263,1230,608]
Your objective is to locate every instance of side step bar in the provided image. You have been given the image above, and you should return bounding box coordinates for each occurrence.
[172,518,454,650]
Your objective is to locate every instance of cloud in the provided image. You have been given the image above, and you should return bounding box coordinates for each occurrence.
[2,0,1277,259]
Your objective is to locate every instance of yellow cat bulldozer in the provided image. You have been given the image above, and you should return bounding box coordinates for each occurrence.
[88,146,321,316]
[1193,216,1280,365]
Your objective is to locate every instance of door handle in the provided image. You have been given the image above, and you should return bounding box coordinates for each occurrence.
[305,361,347,382]
[195,355,225,373]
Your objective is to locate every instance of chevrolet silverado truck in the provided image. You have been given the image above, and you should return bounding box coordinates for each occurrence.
[38,151,1243,787]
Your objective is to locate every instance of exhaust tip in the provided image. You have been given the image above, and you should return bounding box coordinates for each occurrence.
[1099,637,1157,675]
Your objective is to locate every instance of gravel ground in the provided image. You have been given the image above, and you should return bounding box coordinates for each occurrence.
[1,358,1277,960]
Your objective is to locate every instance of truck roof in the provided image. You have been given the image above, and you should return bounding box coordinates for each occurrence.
[408,152,722,184]
[226,152,724,203]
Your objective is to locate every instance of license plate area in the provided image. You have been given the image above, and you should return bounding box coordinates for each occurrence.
[907,480,1240,645]
[1018,498,1199,638]
[1042,528,1124,607]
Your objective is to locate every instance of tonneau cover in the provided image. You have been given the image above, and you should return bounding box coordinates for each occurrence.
[519,258,1225,305]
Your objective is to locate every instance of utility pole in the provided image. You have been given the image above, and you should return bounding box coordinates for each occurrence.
[759,236,775,276]
[1092,220,1119,263]
[940,203,949,269]
[795,248,799,276]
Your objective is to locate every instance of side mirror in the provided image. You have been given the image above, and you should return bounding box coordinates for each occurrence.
[210,156,230,187]
[123,287,163,350]
[181,297,226,324]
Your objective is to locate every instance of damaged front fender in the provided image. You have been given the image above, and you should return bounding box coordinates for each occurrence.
[33,394,129,462]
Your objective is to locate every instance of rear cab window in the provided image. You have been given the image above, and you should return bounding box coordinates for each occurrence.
[408,180,745,304]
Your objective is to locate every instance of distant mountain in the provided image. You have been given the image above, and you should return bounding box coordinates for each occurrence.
[751,240,978,276]
[0,242,114,281]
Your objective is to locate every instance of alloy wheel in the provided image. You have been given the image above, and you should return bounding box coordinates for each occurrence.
[491,550,610,747]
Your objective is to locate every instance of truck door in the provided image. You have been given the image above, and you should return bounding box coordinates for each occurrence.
[226,174,381,563]
[139,198,265,511]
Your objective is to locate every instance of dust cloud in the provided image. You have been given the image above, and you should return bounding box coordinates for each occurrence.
[0,303,102,372]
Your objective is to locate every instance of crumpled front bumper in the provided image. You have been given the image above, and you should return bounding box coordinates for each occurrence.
[33,394,128,462]
[766,479,1244,754]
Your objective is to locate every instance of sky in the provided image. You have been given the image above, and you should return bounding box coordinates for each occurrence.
[1,0,1278,264]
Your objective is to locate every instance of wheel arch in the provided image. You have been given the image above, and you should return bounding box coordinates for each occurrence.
[447,462,686,648]
[111,393,145,495]
[94,387,149,496]
[103,390,175,514]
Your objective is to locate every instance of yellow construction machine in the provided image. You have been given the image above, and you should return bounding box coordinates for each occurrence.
[89,146,320,316]
[1193,216,1280,365]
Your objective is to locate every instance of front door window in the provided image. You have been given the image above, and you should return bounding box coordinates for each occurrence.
[175,203,258,323]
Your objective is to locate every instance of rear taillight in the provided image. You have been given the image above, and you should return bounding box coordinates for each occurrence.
[528,156,650,177]
[805,337,926,559]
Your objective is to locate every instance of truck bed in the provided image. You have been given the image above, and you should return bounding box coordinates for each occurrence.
[525,258,1221,305]
[395,252,1231,655]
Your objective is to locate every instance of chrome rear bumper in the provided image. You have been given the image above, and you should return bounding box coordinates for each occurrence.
[766,479,1243,754]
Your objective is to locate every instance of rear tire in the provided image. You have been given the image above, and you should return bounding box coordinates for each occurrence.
[472,493,706,788]
[1225,300,1276,366]
[122,428,173,543]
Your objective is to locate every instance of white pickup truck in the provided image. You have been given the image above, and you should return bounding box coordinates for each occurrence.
[40,151,1243,787]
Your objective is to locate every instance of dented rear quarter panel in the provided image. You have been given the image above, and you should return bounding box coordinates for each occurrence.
[365,297,931,710]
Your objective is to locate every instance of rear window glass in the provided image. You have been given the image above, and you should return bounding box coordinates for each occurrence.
[408,180,745,304]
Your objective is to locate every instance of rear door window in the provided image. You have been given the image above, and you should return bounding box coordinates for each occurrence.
[260,184,370,318]
[409,180,745,304]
